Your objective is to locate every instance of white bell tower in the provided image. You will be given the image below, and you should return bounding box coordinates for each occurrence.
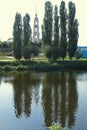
[32,14,40,43]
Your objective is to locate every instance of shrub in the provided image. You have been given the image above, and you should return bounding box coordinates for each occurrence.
[23,46,31,61]
[0,66,3,71]
[16,65,28,71]
[48,124,66,130]
[3,65,13,72]
[75,50,82,60]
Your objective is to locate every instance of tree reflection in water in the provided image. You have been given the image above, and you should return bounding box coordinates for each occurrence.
[68,73,78,128]
[4,71,78,129]
[42,72,78,128]
[12,72,41,118]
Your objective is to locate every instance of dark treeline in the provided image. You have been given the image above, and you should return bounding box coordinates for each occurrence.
[13,0,79,62]
[13,13,40,61]
[42,1,79,62]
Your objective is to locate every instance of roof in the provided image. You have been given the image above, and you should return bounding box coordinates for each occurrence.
[78,46,87,49]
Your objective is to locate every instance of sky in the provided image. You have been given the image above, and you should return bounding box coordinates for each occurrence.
[0,0,87,46]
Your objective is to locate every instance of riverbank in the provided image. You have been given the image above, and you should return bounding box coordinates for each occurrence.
[0,60,87,72]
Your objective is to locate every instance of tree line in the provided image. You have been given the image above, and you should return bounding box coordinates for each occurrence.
[42,0,79,62]
[13,0,79,62]
[13,13,40,61]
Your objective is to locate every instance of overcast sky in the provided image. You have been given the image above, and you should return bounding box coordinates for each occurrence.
[0,0,87,46]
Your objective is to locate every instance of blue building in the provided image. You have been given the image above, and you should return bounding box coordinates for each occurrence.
[77,46,87,58]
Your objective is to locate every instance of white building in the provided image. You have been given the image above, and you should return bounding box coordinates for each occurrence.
[32,14,40,43]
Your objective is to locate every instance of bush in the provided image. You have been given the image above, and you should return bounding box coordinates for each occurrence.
[3,65,13,72]
[51,46,60,61]
[16,65,28,71]
[0,66,3,71]
[75,50,82,60]
[48,124,66,130]
[23,46,31,60]
[43,45,51,61]
[44,46,60,63]
[30,45,40,60]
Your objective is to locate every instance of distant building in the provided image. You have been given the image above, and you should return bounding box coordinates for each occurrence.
[7,38,13,44]
[77,46,87,58]
[32,14,40,43]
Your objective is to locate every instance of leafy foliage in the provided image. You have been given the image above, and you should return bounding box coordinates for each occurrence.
[23,13,31,47]
[45,46,60,62]
[23,44,40,61]
[51,46,60,62]
[45,46,52,62]
[11,1,79,63]
[13,12,22,60]
[23,46,31,60]
[53,5,59,47]
[68,1,79,59]
[75,50,82,60]
[60,0,67,60]
[42,1,53,46]
[30,44,40,60]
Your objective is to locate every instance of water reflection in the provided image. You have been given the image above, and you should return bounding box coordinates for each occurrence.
[42,72,78,128]
[12,72,41,118]
[68,73,78,128]
[1,71,79,129]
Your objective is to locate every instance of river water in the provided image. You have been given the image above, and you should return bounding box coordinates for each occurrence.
[0,71,87,130]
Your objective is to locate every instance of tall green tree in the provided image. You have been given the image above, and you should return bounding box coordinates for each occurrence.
[42,1,53,46]
[13,12,22,60]
[53,5,59,47]
[60,0,67,60]
[68,1,79,60]
[23,13,31,47]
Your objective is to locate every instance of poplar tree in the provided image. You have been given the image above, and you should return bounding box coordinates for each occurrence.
[53,5,59,47]
[60,0,67,60]
[23,13,31,47]
[68,1,79,60]
[42,1,53,46]
[13,12,22,60]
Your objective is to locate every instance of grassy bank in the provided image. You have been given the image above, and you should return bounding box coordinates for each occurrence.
[0,60,87,72]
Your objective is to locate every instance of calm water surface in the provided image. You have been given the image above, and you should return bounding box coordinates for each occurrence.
[0,71,87,130]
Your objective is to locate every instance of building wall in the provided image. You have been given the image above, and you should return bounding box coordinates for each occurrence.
[32,14,40,43]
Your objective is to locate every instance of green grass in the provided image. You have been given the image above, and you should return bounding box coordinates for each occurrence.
[0,56,14,61]
[1,53,87,61]
[0,55,87,72]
